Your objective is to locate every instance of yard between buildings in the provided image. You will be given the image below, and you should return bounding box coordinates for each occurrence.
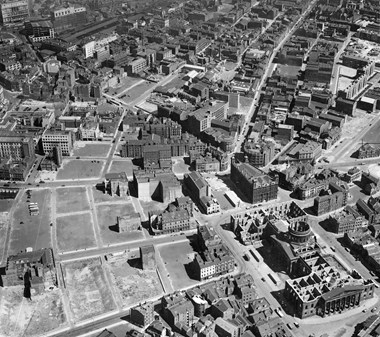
[9,189,51,255]
[63,258,116,322]
[56,212,97,252]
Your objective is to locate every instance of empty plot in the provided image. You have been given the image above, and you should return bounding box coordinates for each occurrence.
[56,212,97,252]
[9,189,51,255]
[107,254,163,307]
[157,241,198,290]
[108,160,134,179]
[56,187,90,214]
[56,160,104,180]
[96,203,144,244]
[0,287,66,337]
[73,143,111,158]
[63,258,116,322]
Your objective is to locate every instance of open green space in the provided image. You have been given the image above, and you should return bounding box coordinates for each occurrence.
[56,212,97,252]
[107,254,163,307]
[72,143,111,158]
[56,160,104,180]
[0,287,66,337]
[157,241,198,290]
[9,189,51,255]
[96,203,144,244]
[63,258,116,322]
[56,186,90,214]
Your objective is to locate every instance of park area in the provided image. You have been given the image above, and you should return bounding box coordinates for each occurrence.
[56,186,90,214]
[8,189,51,255]
[157,241,198,290]
[106,253,163,307]
[72,143,111,158]
[63,258,116,322]
[96,203,144,245]
[0,287,66,337]
[56,159,104,180]
[56,212,97,252]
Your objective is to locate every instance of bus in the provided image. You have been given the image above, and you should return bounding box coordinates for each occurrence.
[249,249,260,262]
[268,273,278,285]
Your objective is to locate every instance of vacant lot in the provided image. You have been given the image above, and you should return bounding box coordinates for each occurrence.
[157,241,198,290]
[0,199,14,213]
[9,189,51,255]
[56,212,97,252]
[0,287,66,337]
[362,117,380,144]
[121,82,152,104]
[56,186,90,214]
[107,254,163,307]
[73,143,111,158]
[56,160,104,180]
[140,200,168,219]
[96,203,144,244]
[108,160,134,179]
[63,258,116,322]
[172,158,190,179]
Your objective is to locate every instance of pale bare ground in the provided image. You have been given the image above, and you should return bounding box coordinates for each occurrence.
[106,254,163,308]
[63,258,116,322]
[0,287,66,337]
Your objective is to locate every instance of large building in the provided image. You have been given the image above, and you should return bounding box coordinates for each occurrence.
[42,130,74,156]
[193,247,235,281]
[230,158,278,204]
[152,209,191,235]
[184,171,210,204]
[0,136,35,160]
[130,302,154,327]
[2,248,57,293]
[133,167,182,203]
[50,5,87,33]
[313,181,349,216]
[24,20,55,42]
[285,267,375,318]
[0,0,29,26]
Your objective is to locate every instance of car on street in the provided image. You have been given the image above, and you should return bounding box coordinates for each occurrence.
[294,322,299,328]
[371,307,377,313]
[261,277,266,282]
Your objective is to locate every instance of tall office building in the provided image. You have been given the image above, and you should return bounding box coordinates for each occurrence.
[50,5,87,33]
[0,0,29,26]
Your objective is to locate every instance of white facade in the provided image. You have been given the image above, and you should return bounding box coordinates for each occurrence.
[52,6,86,18]
[42,131,73,156]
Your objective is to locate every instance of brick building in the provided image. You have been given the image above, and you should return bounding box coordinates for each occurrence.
[230,158,278,204]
